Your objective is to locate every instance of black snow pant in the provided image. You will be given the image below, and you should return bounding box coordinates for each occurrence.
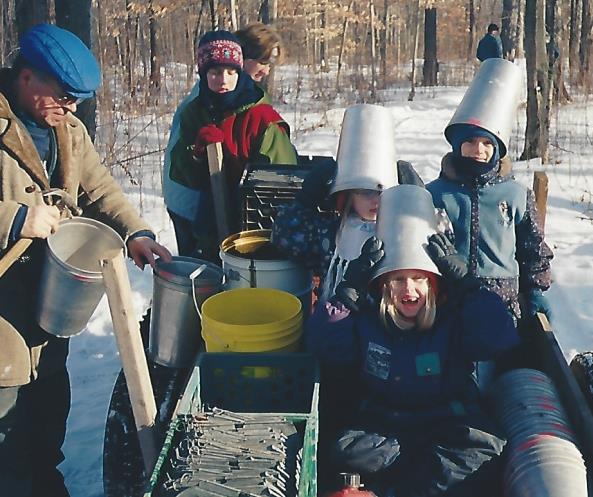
[0,369,71,497]
[332,411,506,497]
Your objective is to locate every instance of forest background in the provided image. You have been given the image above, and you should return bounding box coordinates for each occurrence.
[2,0,592,172]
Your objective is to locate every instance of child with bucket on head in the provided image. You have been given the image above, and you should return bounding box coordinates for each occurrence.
[168,30,296,261]
[272,104,398,303]
[306,184,521,497]
[426,58,553,323]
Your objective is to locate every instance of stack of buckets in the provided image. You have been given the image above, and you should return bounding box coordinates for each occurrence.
[199,229,310,354]
[149,229,308,362]
[488,369,587,497]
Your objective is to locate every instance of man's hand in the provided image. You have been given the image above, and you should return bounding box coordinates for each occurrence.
[20,204,61,239]
[127,237,172,270]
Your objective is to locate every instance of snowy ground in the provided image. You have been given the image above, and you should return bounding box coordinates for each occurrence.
[60,68,593,495]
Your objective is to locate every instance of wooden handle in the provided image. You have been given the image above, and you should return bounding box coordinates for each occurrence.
[101,250,159,476]
[207,142,232,242]
[0,239,33,278]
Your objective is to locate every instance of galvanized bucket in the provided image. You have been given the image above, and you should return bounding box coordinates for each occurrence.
[220,230,313,316]
[36,217,125,337]
[445,58,522,157]
[372,185,440,282]
[148,257,223,368]
[331,103,398,195]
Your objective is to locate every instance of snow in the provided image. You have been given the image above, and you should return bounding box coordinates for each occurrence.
[59,68,593,495]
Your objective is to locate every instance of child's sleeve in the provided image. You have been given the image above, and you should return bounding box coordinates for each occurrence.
[460,288,521,361]
[272,202,337,272]
[515,189,554,292]
[306,299,361,367]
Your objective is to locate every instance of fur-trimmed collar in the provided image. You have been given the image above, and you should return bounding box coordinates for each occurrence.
[439,152,513,184]
[0,68,80,192]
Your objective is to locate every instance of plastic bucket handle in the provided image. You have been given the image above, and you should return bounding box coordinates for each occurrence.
[190,264,208,320]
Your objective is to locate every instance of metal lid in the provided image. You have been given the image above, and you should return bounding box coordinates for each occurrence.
[154,256,223,286]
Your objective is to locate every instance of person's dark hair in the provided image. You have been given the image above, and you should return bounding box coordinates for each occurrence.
[487,23,499,33]
[11,55,31,75]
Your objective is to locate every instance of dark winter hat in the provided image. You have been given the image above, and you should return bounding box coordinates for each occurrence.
[449,123,500,165]
[197,30,243,76]
[19,24,101,99]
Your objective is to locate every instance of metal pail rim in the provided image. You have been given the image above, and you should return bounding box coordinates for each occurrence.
[47,217,125,278]
[154,256,223,287]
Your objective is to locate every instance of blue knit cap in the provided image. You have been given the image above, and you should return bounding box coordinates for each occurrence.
[448,123,500,166]
[19,24,101,99]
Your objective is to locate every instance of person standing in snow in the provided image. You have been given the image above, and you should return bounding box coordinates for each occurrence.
[427,59,553,324]
[307,185,519,497]
[0,24,171,497]
[476,23,504,62]
[272,104,398,303]
[166,28,294,259]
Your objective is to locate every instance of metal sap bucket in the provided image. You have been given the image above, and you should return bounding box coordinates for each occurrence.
[148,257,223,368]
[444,58,522,157]
[372,185,440,282]
[36,217,125,337]
[331,104,398,195]
[220,230,313,316]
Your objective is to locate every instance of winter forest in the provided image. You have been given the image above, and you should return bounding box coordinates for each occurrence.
[2,0,593,496]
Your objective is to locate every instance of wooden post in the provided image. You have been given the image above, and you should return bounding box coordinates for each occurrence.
[101,250,159,476]
[207,142,231,242]
[533,171,549,230]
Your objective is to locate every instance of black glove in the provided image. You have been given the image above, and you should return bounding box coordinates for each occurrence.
[295,159,337,209]
[397,160,425,187]
[426,232,468,282]
[335,236,384,312]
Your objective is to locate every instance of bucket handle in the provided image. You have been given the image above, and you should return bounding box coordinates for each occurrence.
[189,264,208,321]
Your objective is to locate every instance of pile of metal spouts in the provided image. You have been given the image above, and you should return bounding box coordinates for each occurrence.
[160,407,302,497]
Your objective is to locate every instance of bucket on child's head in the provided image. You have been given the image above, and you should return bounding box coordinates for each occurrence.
[149,257,223,368]
[36,217,126,337]
[220,229,313,315]
[200,288,303,353]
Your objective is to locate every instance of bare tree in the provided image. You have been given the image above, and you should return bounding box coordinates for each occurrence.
[569,0,581,82]
[522,0,550,162]
[55,0,96,138]
[148,0,161,94]
[15,0,49,37]
[501,0,515,59]
[408,0,421,100]
[422,7,438,86]
[579,0,593,87]
[467,0,476,60]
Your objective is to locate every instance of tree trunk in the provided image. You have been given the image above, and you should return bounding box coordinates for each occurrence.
[15,0,49,38]
[467,0,476,60]
[516,0,525,58]
[380,0,388,86]
[209,0,218,29]
[408,0,421,100]
[569,0,581,82]
[320,4,327,72]
[55,0,96,140]
[369,0,377,99]
[229,0,238,31]
[579,0,592,87]
[501,0,515,59]
[422,7,438,86]
[148,0,161,95]
[521,0,550,162]
[336,0,353,92]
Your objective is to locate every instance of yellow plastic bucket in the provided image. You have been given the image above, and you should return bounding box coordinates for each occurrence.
[200,288,303,353]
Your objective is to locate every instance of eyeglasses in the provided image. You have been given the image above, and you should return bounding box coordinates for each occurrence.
[34,70,85,106]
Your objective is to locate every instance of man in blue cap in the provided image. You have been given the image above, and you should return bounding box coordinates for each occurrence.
[0,24,171,496]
